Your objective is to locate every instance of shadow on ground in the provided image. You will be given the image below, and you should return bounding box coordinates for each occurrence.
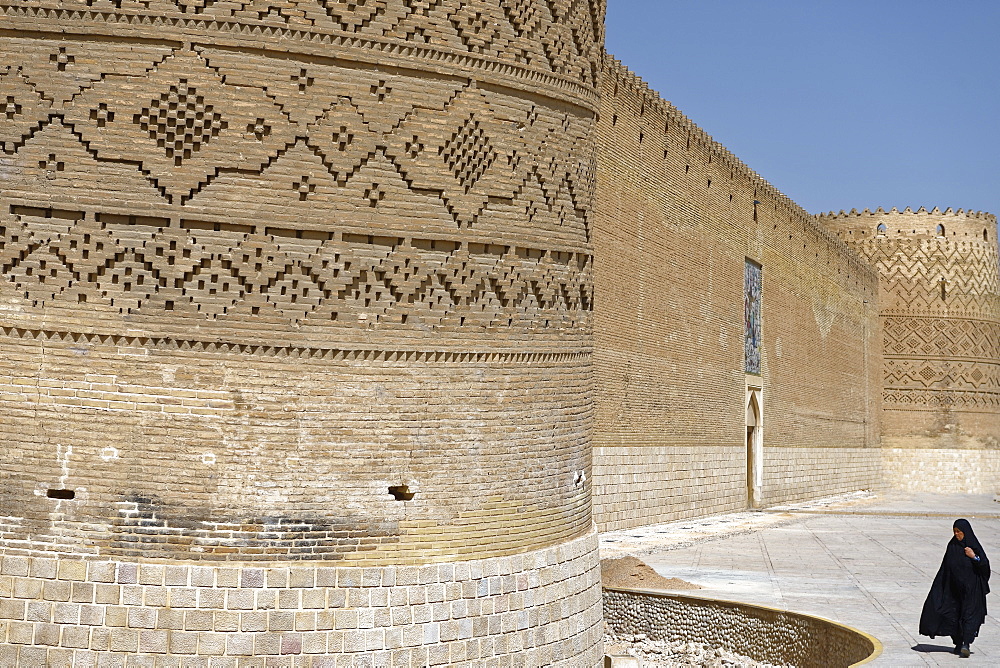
[911,643,956,654]
[600,492,1000,666]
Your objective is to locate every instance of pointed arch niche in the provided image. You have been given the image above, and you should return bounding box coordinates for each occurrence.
[746,386,763,508]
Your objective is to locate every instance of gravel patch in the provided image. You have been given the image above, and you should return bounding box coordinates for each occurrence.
[604,632,793,668]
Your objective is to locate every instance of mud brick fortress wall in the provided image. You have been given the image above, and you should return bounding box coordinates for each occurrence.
[591,58,883,532]
[0,0,606,663]
[2,0,999,660]
[820,208,1000,493]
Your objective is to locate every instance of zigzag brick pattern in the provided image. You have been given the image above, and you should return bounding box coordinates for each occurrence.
[0,0,606,661]
[821,208,1000,450]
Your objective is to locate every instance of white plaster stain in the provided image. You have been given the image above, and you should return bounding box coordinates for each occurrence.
[57,444,73,487]
[201,452,216,465]
[812,299,837,339]
[50,444,74,509]
[100,446,119,461]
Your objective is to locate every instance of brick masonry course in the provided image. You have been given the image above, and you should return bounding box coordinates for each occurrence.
[3,0,1000,661]
[821,208,1000,493]
[591,57,884,531]
[0,0,607,661]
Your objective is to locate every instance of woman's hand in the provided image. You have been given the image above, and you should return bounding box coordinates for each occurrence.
[965,547,977,559]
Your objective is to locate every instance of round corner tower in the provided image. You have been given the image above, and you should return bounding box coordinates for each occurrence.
[820,207,1000,493]
[0,0,607,662]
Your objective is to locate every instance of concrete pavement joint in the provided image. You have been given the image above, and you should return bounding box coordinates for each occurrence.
[600,493,1000,666]
[766,510,1000,519]
[756,531,784,609]
[800,519,927,664]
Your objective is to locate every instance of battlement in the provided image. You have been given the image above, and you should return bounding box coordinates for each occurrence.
[602,54,781,204]
[601,53,876,281]
[818,207,998,245]
[817,206,996,222]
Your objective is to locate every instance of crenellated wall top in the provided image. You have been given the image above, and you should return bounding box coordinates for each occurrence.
[817,207,998,245]
[602,54,784,203]
[817,206,996,222]
[601,53,877,279]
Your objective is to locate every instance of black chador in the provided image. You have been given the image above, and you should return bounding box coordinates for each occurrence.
[919,518,991,656]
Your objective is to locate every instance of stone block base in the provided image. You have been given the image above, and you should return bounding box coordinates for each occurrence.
[761,447,884,506]
[592,445,883,532]
[592,446,746,532]
[0,532,603,665]
[883,447,1000,494]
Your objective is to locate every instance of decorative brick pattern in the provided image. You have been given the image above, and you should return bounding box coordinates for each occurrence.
[8,0,998,659]
[0,0,604,90]
[0,0,605,661]
[822,208,1000,482]
[0,0,602,555]
[0,206,593,333]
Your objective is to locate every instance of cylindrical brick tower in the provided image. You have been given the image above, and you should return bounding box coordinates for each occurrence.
[0,0,606,662]
[820,207,1000,493]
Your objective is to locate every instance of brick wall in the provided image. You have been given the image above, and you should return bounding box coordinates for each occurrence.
[0,0,607,661]
[0,330,596,562]
[821,208,1000,494]
[591,57,882,530]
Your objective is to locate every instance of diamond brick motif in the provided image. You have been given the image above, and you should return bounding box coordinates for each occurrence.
[449,4,505,54]
[134,80,228,166]
[3,38,178,111]
[0,67,51,149]
[67,49,293,198]
[306,100,379,183]
[440,114,495,191]
[49,46,75,72]
[320,0,382,31]
[501,0,543,36]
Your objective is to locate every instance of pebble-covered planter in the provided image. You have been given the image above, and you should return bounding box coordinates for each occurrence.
[603,588,881,668]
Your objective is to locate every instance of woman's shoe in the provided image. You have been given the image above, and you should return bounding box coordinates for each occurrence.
[960,644,971,658]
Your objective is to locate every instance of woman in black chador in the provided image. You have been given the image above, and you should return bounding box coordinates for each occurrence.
[919,519,991,658]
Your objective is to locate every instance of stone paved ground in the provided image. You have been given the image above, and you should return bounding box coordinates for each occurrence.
[600,493,1000,667]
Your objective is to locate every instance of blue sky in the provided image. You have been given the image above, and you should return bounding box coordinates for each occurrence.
[604,1,1000,217]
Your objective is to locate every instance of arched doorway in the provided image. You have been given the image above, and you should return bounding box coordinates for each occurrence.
[746,389,762,508]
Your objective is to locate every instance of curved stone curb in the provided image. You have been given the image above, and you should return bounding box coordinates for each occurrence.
[603,587,882,668]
